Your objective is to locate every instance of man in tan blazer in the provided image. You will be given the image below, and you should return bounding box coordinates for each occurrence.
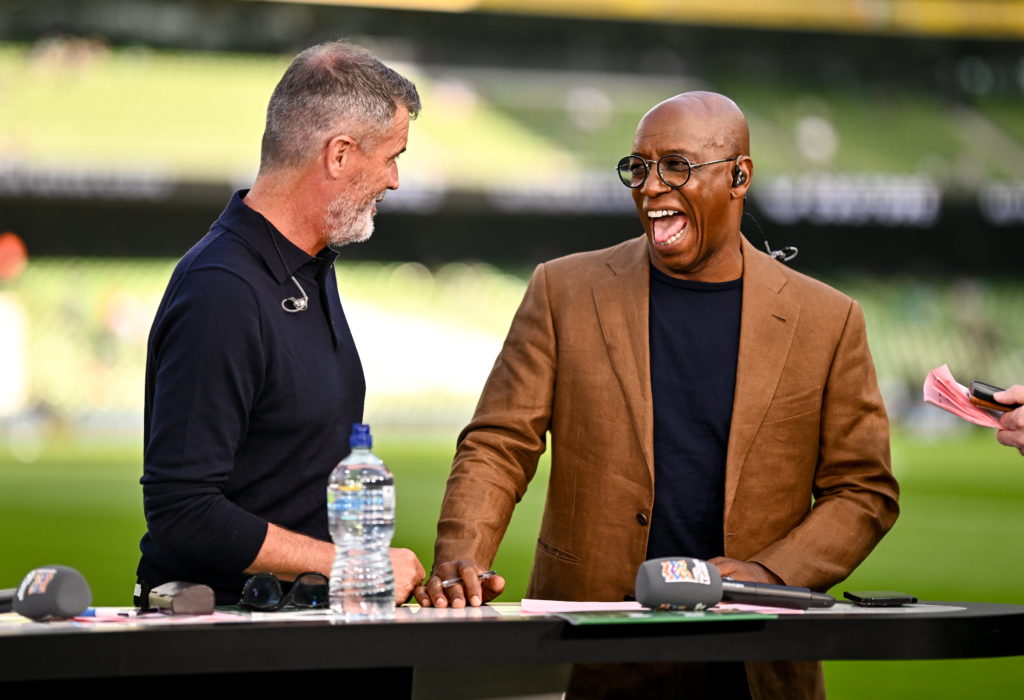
[416,92,899,699]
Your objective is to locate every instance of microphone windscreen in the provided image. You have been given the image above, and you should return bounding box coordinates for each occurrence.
[635,557,723,610]
[13,565,92,621]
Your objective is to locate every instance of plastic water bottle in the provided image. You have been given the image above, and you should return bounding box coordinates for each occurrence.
[327,423,395,620]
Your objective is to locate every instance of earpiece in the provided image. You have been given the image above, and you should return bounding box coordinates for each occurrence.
[732,166,746,187]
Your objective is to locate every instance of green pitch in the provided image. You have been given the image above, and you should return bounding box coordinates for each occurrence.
[0,429,1022,697]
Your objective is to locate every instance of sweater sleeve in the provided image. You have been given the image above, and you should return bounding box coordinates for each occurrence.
[141,266,269,574]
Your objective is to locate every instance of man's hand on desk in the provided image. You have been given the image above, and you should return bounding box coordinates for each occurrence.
[246,525,426,606]
[390,548,426,605]
[708,557,783,585]
[414,558,506,608]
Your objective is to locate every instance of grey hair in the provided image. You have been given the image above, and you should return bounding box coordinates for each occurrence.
[259,41,421,172]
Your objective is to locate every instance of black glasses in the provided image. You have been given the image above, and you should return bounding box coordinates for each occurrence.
[238,572,329,611]
[616,154,738,189]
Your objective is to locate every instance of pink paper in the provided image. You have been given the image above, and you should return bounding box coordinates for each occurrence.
[70,608,246,624]
[923,364,1002,429]
[520,599,642,614]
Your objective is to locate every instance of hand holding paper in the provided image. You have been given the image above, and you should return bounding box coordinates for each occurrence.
[923,365,1002,429]
[994,385,1024,455]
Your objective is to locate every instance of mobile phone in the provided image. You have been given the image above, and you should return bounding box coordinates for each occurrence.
[969,381,1021,413]
[843,590,917,607]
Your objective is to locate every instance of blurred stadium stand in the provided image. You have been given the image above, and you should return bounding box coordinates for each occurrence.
[0,0,1021,271]
[0,0,1021,431]
[3,15,1024,700]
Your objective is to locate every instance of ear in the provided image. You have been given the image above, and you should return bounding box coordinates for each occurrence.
[324,134,357,179]
[729,155,753,199]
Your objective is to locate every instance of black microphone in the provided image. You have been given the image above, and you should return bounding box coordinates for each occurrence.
[6,565,92,620]
[635,557,835,611]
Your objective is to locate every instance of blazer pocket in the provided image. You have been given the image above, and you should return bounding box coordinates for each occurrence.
[762,385,823,424]
[537,537,580,564]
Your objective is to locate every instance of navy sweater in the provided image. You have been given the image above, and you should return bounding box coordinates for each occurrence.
[645,266,741,562]
[137,191,365,604]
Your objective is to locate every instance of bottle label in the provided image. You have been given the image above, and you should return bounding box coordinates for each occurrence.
[327,483,394,518]
[327,484,362,516]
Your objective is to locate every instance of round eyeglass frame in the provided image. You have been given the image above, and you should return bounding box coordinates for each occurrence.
[615,154,739,189]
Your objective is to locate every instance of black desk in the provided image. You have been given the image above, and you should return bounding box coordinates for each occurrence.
[2,602,1022,696]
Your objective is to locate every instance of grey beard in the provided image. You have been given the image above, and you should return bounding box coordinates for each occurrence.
[323,188,378,249]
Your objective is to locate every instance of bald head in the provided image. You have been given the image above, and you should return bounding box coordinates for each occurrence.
[636,91,749,158]
[627,90,752,282]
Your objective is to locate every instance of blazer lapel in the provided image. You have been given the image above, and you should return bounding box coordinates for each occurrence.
[724,237,800,519]
[592,237,654,480]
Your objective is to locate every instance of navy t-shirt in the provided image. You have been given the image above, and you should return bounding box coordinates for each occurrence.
[645,266,742,562]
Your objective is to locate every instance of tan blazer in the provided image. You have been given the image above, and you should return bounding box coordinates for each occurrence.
[436,234,899,698]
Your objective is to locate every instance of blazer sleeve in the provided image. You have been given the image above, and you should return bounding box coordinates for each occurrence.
[750,300,899,590]
[434,263,557,569]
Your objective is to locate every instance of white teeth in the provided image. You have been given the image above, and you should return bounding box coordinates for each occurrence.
[655,231,684,246]
[646,209,681,219]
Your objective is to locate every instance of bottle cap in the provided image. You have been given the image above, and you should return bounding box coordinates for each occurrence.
[349,423,373,449]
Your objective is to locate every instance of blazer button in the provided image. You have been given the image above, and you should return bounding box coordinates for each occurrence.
[636,513,649,526]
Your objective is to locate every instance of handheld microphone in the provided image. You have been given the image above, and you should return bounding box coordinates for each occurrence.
[6,565,92,620]
[635,557,835,611]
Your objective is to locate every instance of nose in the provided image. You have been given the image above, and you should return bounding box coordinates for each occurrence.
[639,163,670,200]
[387,161,400,191]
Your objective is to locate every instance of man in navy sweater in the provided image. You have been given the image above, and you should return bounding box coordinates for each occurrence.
[136,41,425,606]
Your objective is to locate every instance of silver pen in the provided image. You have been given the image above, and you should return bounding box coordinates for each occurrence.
[440,569,497,588]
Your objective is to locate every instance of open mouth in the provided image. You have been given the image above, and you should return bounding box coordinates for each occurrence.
[647,209,688,246]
